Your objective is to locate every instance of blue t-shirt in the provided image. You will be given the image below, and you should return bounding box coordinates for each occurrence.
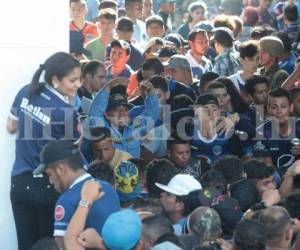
[54,173,120,237]
[10,84,80,176]
[253,119,300,175]
[106,64,133,81]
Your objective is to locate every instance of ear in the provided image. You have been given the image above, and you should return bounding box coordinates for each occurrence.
[285,228,293,242]
[52,75,60,88]
[55,163,67,176]
[125,54,130,63]
[167,149,171,158]
[175,200,184,212]
[290,103,294,113]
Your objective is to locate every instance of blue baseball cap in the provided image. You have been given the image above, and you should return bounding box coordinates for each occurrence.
[102,210,142,250]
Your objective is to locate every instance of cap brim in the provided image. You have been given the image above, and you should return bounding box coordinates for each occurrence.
[155,183,187,196]
[33,163,47,176]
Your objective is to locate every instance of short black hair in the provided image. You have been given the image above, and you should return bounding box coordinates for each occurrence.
[170,94,194,111]
[239,40,259,59]
[146,159,177,198]
[88,161,114,185]
[30,237,60,250]
[268,87,291,103]
[142,57,164,75]
[245,75,268,96]
[289,88,300,101]
[273,31,292,53]
[167,135,190,151]
[99,0,117,10]
[158,47,178,58]
[243,159,274,180]
[233,219,266,250]
[125,0,142,8]
[82,60,105,77]
[284,4,299,22]
[214,155,244,184]
[149,76,168,92]
[116,16,134,32]
[199,72,220,93]
[49,154,83,172]
[200,170,227,194]
[89,126,111,142]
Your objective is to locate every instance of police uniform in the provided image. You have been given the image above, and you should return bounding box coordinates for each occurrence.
[9,84,79,250]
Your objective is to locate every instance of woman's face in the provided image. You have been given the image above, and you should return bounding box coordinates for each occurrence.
[190,7,205,23]
[210,88,231,113]
[54,67,82,98]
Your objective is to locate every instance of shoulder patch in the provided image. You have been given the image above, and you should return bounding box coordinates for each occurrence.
[55,205,65,221]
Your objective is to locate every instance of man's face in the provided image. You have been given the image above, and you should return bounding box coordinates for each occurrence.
[165,2,176,14]
[268,96,291,124]
[143,0,153,17]
[160,192,178,213]
[127,2,143,20]
[259,50,272,66]
[253,83,269,105]
[170,68,191,84]
[210,88,230,113]
[106,105,130,127]
[92,137,115,162]
[89,67,107,92]
[97,17,116,36]
[168,143,191,168]
[147,23,165,38]
[189,32,209,56]
[241,54,259,74]
[255,175,276,196]
[110,47,129,68]
[70,2,87,20]
[45,167,66,193]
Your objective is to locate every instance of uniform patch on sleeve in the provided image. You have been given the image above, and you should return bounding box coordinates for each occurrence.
[55,205,65,221]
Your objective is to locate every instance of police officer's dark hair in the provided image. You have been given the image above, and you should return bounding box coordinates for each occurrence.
[30,237,60,250]
[146,159,177,198]
[154,232,185,249]
[214,155,244,185]
[245,75,268,96]
[99,0,117,10]
[268,87,291,103]
[142,57,164,75]
[284,4,299,22]
[200,170,227,194]
[29,52,80,100]
[88,161,115,185]
[82,60,105,78]
[289,87,300,101]
[233,219,266,250]
[116,16,134,32]
[239,40,259,59]
[243,159,274,180]
[274,31,292,53]
[149,76,168,92]
[158,47,178,58]
[199,72,220,93]
[167,135,190,151]
[142,215,174,242]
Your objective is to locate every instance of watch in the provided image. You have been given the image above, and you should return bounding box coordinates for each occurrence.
[79,199,92,209]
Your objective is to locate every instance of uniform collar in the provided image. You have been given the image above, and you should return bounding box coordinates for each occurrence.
[45,84,70,103]
[69,172,91,189]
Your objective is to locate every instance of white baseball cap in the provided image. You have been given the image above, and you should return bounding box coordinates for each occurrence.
[155,174,202,196]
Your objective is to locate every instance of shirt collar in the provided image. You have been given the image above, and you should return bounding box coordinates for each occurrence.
[69,172,91,189]
[45,84,70,103]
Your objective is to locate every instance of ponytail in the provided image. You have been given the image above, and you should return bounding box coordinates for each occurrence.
[29,64,46,100]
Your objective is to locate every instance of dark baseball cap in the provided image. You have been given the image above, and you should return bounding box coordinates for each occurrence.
[111,39,131,55]
[195,21,215,33]
[196,93,219,107]
[34,140,81,175]
[164,34,184,48]
[107,94,130,110]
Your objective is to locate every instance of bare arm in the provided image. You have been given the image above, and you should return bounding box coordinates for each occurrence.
[64,181,104,250]
[279,160,300,197]
[6,116,18,134]
[281,63,300,91]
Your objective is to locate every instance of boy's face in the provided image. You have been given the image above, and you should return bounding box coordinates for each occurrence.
[97,17,116,36]
[127,2,143,20]
[268,96,292,123]
[92,137,115,162]
[255,175,276,196]
[147,23,165,38]
[210,88,230,113]
[188,32,209,56]
[241,54,259,74]
[110,46,129,68]
[70,2,87,20]
[106,105,129,128]
[253,83,269,105]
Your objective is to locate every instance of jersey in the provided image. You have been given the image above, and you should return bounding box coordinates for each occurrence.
[253,118,300,175]
[54,173,120,237]
[10,84,80,176]
[70,21,99,45]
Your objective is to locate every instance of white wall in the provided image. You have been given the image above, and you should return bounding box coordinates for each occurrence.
[0,1,69,249]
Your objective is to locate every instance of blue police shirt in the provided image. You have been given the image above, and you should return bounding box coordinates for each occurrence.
[54,173,120,237]
[10,84,80,176]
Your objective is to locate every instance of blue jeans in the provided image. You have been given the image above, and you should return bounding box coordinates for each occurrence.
[10,172,59,250]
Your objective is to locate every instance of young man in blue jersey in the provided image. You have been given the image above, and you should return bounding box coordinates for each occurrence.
[88,78,160,158]
[253,88,300,175]
[33,140,120,249]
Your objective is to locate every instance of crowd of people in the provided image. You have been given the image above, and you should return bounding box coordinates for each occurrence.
[8,0,300,249]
